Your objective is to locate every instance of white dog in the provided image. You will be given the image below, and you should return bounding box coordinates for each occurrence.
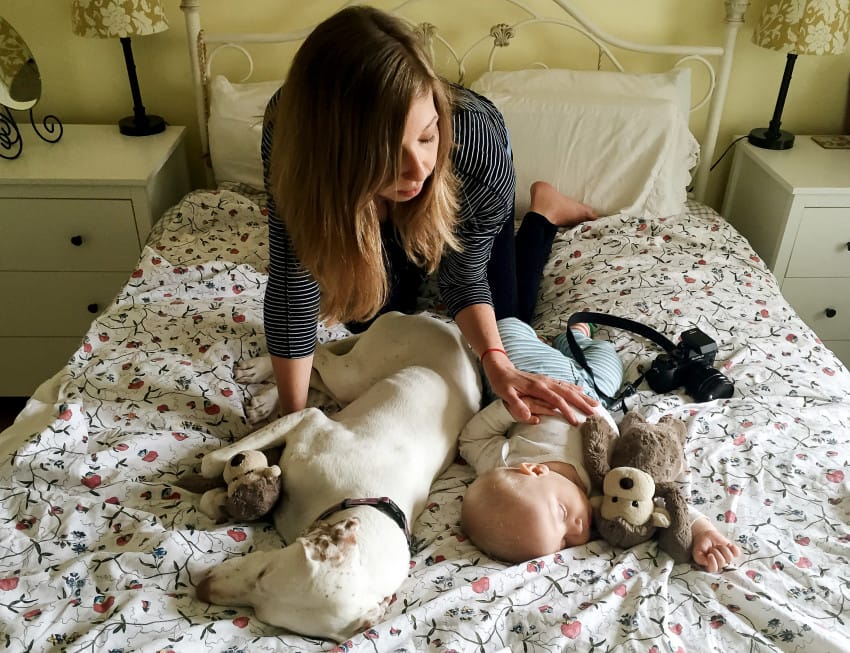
[195,312,481,640]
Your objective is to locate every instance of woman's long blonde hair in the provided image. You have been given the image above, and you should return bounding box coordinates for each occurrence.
[268,6,459,324]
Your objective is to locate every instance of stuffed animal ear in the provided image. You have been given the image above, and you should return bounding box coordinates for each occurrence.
[581,414,618,486]
[649,506,671,528]
[264,464,282,479]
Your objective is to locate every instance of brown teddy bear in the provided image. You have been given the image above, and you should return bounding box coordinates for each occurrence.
[581,412,693,563]
[199,450,282,523]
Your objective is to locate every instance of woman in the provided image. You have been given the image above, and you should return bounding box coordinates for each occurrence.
[262,5,598,425]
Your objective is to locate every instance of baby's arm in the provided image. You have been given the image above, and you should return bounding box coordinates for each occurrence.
[690,516,741,572]
[459,400,517,475]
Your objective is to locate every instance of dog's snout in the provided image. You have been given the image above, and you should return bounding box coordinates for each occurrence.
[230,453,245,467]
[619,477,634,490]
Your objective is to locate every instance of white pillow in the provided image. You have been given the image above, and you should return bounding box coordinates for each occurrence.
[470,69,699,219]
[473,67,693,119]
[208,75,282,189]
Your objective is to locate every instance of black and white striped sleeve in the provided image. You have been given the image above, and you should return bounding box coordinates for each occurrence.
[439,87,516,317]
[261,89,321,359]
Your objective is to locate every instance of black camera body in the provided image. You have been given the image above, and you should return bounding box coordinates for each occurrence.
[645,328,734,402]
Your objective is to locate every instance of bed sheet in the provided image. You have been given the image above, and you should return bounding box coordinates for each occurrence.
[1,185,849,652]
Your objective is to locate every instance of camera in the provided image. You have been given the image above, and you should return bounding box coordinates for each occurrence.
[645,328,734,402]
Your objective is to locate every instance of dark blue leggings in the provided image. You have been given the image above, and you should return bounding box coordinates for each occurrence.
[347,212,556,332]
[487,211,556,324]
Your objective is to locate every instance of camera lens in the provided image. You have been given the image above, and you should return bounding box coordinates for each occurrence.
[686,366,734,402]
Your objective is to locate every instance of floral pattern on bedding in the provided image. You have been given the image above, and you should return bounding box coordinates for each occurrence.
[1,187,848,653]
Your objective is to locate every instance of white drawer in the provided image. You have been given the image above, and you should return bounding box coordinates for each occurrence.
[0,198,140,271]
[0,271,127,337]
[781,277,850,341]
[0,337,81,396]
[785,207,850,278]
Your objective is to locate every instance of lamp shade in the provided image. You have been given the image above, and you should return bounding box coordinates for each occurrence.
[752,0,850,55]
[71,0,169,39]
[0,17,41,110]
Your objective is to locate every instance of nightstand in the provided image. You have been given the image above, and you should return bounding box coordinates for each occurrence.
[0,124,190,396]
[721,136,850,367]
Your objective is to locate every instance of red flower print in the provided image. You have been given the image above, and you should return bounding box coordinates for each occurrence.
[82,473,102,489]
[561,620,582,639]
[93,595,115,614]
[826,469,844,483]
[0,577,19,591]
[227,528,247,542]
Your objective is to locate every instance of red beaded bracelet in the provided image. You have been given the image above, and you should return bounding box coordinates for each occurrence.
[480,347,508,362]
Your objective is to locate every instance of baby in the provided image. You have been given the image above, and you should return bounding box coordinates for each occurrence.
[460,318,741,571]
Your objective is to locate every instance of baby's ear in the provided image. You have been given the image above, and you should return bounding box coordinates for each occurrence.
[518,462,549,477]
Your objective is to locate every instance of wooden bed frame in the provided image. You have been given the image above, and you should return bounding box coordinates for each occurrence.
[178,0,752,202]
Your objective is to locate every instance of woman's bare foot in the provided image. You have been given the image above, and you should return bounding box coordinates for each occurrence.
[530,181,597,227]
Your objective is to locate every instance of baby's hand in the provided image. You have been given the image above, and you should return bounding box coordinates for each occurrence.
[691,518,741,572]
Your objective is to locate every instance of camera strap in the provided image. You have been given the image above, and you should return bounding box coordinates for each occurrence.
[565,311,678,406]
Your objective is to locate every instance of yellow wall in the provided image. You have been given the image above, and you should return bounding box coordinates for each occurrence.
[4,0,849,210]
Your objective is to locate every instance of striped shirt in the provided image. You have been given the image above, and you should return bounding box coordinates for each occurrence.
[262,84,515,358]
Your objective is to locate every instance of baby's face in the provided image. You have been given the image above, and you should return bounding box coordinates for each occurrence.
[507,464,592,557]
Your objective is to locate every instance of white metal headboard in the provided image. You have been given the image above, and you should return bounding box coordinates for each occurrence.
[179,0,752,201]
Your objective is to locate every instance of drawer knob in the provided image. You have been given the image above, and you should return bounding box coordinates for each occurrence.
[70,235,84,246]
[825,308,837,318]
[87,303,99,314]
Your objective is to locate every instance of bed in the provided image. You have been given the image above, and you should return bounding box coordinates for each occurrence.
[2,0,850,651]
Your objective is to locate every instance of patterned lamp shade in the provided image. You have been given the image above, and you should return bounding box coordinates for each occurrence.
[0,17,40,110]
[71,0,169,39]
[752,0,850,55]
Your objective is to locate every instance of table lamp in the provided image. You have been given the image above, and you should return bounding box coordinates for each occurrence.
[71,0,169,136]
[748,0,850,149]
[1,17,63,159]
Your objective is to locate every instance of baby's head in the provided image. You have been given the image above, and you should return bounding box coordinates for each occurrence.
[461,462,592,563]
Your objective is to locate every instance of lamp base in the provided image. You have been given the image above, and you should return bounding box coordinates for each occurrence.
[119,113,166,137]
[747,127,794,150]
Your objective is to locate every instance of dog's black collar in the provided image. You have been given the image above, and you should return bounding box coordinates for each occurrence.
[316,496,412,550]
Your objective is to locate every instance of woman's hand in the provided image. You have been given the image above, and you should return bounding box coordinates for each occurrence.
[482,351,598,425]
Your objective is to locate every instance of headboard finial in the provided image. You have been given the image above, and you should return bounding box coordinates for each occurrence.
[414,22,437,49]
[490,23,515,48]
[724,0,751,23]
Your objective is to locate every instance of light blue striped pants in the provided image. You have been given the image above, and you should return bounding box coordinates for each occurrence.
[489,317,623,405]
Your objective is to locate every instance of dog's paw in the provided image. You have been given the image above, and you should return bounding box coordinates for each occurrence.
[245,386,280,425]
[299,517,360,566]
[234,356,274,384]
